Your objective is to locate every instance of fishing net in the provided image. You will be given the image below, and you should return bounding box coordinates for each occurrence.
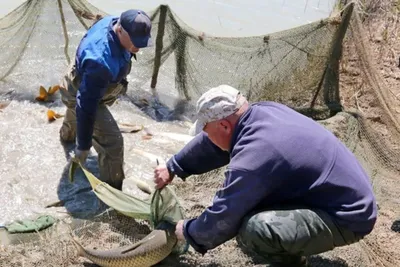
[1,0,400,266]
[0,0,351,114]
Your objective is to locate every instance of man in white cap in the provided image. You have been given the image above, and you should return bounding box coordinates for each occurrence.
[154,84,377,266]
[59,9,152,190]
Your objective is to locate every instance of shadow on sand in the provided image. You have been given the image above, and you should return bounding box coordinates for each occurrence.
[391,220,400,233]
[55,140,108,220]
[235,244,350,267]
[307,255,349,267]
[154,251,350,267]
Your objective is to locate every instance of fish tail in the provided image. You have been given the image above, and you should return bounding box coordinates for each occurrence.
[69,232,85,257]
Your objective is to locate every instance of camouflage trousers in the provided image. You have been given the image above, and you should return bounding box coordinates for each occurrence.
[236,206,364,266]
[58,60,127,190]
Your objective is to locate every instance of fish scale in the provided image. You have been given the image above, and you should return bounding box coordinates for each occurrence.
[70,222,177,267]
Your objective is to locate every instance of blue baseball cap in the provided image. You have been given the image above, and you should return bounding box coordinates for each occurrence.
[120,9,152,48]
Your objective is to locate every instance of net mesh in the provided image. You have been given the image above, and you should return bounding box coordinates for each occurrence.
[1,0,400,266]
[0,0,350,114]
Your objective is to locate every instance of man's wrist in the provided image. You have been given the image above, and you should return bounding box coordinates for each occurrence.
[166,159,176,179]
[166,157,189,181]
[76,141,91,151]
[183,219,208,255]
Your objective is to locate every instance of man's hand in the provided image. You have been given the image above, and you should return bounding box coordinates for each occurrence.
[154,164,174,189]
[73,148,89,164]
[175,220,185,241]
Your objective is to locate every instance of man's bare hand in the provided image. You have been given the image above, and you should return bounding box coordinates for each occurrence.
[175,220,185,241]
[154,164,174,189]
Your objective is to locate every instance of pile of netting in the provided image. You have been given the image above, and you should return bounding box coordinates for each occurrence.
[1,0,400,266]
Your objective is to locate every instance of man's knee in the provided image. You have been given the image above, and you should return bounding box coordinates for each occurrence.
[237,211,282,255]
[236,208,339,257]
[108,131,124,157]
[93,131,124,158]
[236,210,314,265]
[93,107,124,158]
[94,130,124,190]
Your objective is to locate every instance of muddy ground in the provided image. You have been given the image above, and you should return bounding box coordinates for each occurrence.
[1,1,400,267]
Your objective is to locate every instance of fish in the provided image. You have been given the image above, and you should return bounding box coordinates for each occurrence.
[35,85,60,102]
[47,109,64,122]
[130,148,165,165]
[0,101,10,111]
[140,127,194,144]
[155,132,194,144]
[132,178,154,195]
[118,123,144,133]
[70,221,177,267]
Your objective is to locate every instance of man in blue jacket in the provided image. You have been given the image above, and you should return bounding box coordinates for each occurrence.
[154,84,377,266]
[59,9,152,190]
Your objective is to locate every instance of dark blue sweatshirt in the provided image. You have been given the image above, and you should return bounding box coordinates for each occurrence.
[75,16,132,150]
[166,101,377,254]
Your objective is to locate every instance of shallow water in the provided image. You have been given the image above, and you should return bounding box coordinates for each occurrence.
[0,94,194,226]
[1,0,336,36]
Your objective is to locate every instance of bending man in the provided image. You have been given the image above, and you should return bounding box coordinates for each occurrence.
[154,84,377,266]
[59,9,152,190]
